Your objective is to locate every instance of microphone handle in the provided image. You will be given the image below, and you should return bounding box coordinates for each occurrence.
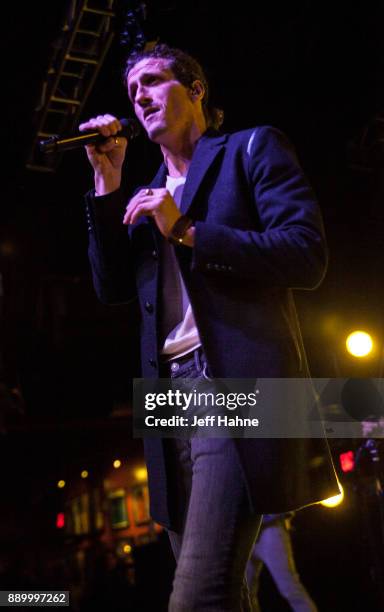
[39,118,140,154]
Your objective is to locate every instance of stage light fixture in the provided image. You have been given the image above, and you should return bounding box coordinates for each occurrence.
[346,331,373,357]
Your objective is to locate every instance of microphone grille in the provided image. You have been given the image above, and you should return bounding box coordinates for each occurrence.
[120,117,141,139]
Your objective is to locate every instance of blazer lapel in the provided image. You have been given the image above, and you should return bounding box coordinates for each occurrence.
[147,163,168,189]
[179,131,227,215]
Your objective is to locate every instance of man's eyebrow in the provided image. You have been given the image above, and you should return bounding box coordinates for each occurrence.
[140,68,167,79]
[129,71,154,87]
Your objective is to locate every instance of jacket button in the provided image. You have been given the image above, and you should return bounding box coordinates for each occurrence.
[149,358,157,368]
[145,301,154,313]
[152,250,158,260]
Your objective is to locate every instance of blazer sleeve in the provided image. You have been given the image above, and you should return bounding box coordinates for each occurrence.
[191,126,328,289]
[85,188,137,304]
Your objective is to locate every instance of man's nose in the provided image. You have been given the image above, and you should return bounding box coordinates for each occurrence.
[136,85,151,107]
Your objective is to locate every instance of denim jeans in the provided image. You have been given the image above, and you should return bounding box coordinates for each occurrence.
[246,519,317,612]
[161,349,262,611]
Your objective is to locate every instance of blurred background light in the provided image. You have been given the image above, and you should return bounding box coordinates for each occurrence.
[320,483,344,508]
[346,331,373,357]
[339,451,355,473]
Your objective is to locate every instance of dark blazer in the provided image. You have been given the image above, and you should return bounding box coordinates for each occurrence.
[86,126,339,529]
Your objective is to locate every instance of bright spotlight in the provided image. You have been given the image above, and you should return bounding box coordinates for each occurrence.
[346,331,373,357]
[320,483,344,508]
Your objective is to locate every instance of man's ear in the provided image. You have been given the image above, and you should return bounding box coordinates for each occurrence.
[189,80,205,101]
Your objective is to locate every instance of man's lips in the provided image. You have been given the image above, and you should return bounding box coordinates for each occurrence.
[144,107,160,120]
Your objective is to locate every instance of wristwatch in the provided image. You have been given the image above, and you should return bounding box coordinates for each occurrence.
[168,215,193,245]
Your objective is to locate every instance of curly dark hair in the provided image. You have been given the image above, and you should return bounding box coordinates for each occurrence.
[124,43,223,130]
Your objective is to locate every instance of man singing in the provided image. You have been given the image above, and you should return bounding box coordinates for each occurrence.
[81,44,338,611]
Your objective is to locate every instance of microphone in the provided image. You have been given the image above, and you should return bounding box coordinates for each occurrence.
[39,118,140,154]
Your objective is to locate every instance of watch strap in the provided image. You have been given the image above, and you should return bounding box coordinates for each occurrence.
[168,215,193,245]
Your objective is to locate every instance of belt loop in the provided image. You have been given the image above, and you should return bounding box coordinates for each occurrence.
[194,347,202,372]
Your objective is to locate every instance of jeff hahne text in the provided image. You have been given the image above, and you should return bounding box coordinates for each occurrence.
[143,389,260,428]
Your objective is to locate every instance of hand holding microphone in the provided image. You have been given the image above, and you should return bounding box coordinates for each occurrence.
[39,114,140,153]
[39,114,140,195]
[82,115,134,195]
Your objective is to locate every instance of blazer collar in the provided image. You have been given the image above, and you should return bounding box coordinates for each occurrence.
[147,130,228,215]
[147,163,168,189]
[180,130,227,215]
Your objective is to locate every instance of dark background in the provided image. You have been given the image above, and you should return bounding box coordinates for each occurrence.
[1,1,384,610]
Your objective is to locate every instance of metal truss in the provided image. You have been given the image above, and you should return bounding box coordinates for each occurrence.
[26,0,117,172]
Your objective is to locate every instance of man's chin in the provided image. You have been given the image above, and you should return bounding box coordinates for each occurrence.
[145,123,167,143]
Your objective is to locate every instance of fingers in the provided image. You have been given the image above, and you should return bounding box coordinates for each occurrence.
[81,114,128,169]
[89,136,122,154]
[123,191,156,225]
[128,202,156,226]
[123,189,171,226]
[79,114,123,138]
[122,190,180,239]
[123,193,140,225]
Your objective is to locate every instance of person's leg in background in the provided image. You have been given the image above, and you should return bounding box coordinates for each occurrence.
[245,548,263,612]
[249,521,317,612]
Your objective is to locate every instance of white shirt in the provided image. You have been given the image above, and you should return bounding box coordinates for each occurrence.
[160,175,201,358]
